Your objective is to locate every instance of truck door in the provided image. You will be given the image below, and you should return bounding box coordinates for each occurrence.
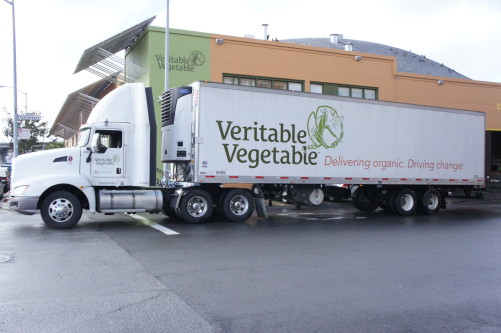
[89,130,125,182]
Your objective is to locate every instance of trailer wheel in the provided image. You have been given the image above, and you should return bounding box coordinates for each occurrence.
[392,189,417,216]
[221,189,255,222]
[176,189,213,223]
[353,188,378,212]
[41,191,82,229]
[417,188,441,215]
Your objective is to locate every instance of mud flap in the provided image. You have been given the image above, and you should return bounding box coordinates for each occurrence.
[252,185,268,219]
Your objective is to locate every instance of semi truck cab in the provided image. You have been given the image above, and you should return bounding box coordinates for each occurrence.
[9,84,162,229]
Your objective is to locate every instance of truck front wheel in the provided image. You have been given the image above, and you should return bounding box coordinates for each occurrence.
[41,191,83,229]
[221,189,255,222]
[176,189,214,223]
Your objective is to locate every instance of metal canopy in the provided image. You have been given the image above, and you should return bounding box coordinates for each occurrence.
[50,78,116,139]
[74,16,155,74]
[85,48,147,83]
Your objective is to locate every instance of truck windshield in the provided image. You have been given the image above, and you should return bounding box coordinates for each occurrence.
[77,128,91,147]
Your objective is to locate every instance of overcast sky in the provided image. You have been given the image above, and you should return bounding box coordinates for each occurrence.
[1,0,500,140]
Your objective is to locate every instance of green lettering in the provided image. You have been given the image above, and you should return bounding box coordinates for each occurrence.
[230,125,242,140]
[298,130,307,144]
[248,149,259,168]
[236,147,247,163]
[280,124,291,143]
[280,149,291,164]
[242,126,252,141]
[272,147,280,163]
[308,151,318,165]
[292,145,303,165]
[222,143,238,162]
[217,121,233,140]
[261,149,271,164]
[268,128,278,142]
[259,124,268,142]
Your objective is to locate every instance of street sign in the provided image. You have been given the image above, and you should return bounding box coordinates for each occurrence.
[18,113,41,121]
[19,128,31,140]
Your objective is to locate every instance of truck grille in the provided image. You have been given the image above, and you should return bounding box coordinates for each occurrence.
[161,90,174,127]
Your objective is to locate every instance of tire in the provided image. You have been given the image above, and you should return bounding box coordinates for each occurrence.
[417,188,441,215]
[326,186,350,202]
[41,191,82,229]
[353,187,379,212]
[381,190,398,214]
[392,189,417,216]
[221,189,255,222]
[176,189,213,223]
[161,208,178,218]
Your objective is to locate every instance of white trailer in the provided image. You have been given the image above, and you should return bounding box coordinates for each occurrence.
[162,82,485,221]
[9,82,485,228]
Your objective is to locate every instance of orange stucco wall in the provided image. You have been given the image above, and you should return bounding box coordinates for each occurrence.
[210,34,501,130]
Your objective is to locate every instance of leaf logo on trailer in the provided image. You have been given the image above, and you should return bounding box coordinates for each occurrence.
[307,105,344,149]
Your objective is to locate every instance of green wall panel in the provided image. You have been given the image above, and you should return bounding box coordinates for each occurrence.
[126,28,211,180]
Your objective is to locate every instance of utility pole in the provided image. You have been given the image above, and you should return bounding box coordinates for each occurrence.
[3,0,19,158]
[163,0,170,184]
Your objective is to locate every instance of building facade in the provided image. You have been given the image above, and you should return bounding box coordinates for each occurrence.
[51,20,501,174]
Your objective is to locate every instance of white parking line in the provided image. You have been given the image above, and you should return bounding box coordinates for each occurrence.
[127,214,179,235]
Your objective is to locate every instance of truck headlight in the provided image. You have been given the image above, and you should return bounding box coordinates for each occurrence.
[12,185,29,196]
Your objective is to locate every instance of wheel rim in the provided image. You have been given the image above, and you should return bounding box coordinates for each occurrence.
[400,193,415,211]
[48,198,74,222]
[229,195,249,216]
[424,193,439,210]
[186,196,208,217]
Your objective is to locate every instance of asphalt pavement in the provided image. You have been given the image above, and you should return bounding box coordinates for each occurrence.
[1,187,501,332]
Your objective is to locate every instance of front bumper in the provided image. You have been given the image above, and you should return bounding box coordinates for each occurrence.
[9,196,39,215]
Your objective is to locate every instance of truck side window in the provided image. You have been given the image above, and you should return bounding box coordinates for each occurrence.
[94,130,123,153]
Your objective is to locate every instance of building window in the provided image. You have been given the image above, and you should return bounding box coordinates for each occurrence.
[288,82,302,92]
[223,76,238,85]
[273,80,287,90]
[310,84,323,94]
[257,79,272,89]
[351,88,363,99]
[364,89,376,100]
[338,87,350,97]
[311,82,378,100]
[223,74,303,92]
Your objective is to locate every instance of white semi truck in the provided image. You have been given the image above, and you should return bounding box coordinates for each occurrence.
[9,82,485,228]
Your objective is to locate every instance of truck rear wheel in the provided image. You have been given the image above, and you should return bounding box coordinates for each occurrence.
[353,187,378,212]
[176,189,213,223]
[221,189,254,222]
[392,189,417,216]
[41,191,82,229]
[416,188,441,215]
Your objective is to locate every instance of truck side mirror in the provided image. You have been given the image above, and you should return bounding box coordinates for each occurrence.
[86,147,92,163]
[91,133,100,153]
